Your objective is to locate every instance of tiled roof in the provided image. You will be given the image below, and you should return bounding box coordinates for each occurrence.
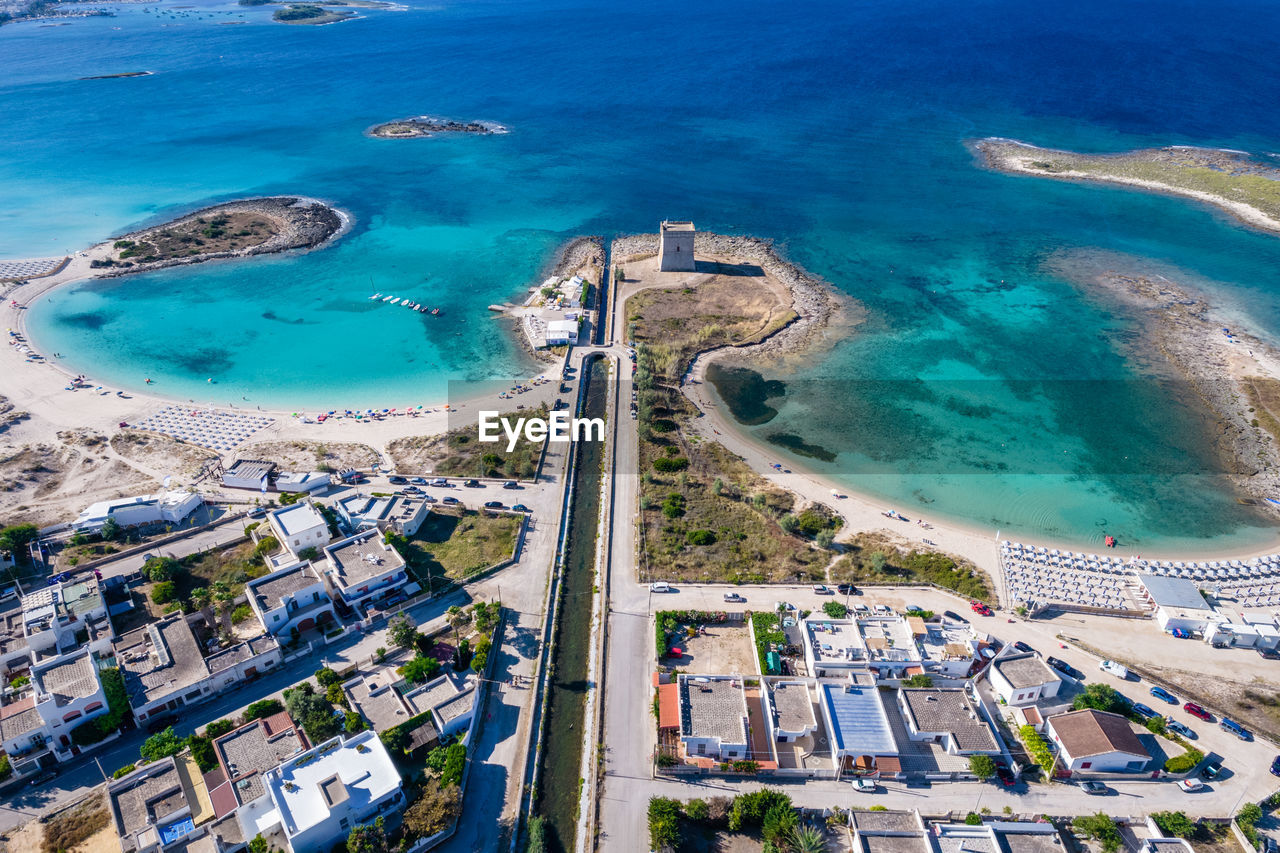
[680,677,748,745]
[0,704,42,742]
[850,810,920,832]
[900,688,998,751]
[116,616,208,705]
[1049,709,1149,759]
[213,712,307,805]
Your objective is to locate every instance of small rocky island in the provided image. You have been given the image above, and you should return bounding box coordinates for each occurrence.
[89,196,346,276]
[367,116,508,139]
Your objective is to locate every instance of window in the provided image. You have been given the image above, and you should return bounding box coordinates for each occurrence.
[340,818,349,830]
[185,690,203,701]
[1080,761,1091,769]
[697,744,705,755]
[273,614,280,622]
[293,539,300,547]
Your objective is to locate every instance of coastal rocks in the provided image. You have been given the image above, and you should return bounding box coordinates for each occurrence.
[91,196,346,278]
[367,117,508,139]
[612,231,846,362]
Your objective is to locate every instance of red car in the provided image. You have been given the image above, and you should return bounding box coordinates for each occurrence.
[1184,702,1212,722]
[969,600,993,616]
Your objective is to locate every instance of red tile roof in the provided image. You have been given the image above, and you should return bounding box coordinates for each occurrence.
[658,683,679,730]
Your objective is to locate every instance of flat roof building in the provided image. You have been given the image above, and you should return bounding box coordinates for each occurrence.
[1137,573,1225,633]
[322,531,410,612]
[849,809,931,853]
[208,711,307,816]
[989,652,1062,707]
[819,681,897,775]
[897,688,1000,755]
[247,561,335,637]
[767,681,817,742]
[267,502,330,561]
[678,675,749,761]
[659,220,696,272]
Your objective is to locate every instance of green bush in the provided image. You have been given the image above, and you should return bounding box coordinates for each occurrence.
[188,734,217,772]
[231,605,252,624]
[1151,811,1196,839]
[1072,683,1129,715]
[1145,716,1167,735]
[652,456,689,473]
[0,753,9,781]
[1019,725,1056,771]
[649,797,682,851]
[684,798,709,821]
[967,754,996,780]
[1073,814,1122,853]
[660,493,686,518]
[112,763,135,779]
[965,813,983,826]
[151,580,176,604]
[315,667,341,687]
[902,674,934,688]
[1163,748,1204,774]
[141,727,185,761]
[440,742,466,787]
[728,789,791,832]
[69,667,130,746]
[752,611,785,672]
[821,601,848,619]
[244,698,283,721]
[686,529,715,546]
[205,719,237,738]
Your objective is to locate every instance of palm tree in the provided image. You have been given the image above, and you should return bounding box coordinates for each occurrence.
[212,581,235,635]
[790,826,828,853]
[190,587,215,629]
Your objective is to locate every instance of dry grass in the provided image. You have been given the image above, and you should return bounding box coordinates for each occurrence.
[386,406,545,480]
[106,211,279,264]
[239,440,380,473]
[830,531,994,602]
[41,793,110,853]
[1242,377,1280,449]
[110,432,218,478]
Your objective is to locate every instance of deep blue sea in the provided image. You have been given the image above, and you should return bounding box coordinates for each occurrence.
[5,0,1280,547]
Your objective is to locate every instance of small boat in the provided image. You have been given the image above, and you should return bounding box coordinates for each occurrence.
[382,295,394,302]
[431,308,440,315]
[369,293,382,300]
[389,298,401,305]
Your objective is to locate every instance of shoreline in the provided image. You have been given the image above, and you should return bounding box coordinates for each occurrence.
[971,137,1280,238]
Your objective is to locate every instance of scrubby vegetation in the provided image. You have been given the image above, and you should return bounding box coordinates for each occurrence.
[830,532,993,601]
[391,510,520,583]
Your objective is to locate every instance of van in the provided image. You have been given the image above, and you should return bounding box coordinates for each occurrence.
[1219,717,1251,740]
[649,581,671,593]
[1100,659,1129,679]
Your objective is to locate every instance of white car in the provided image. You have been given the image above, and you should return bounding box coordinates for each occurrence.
[1100,659,1129,679]
[650,581,671,593]
[723,592,745,603]
[851,778,877,792]
[1177,778,1205,793]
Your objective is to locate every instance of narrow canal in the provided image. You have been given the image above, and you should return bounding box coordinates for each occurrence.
[534,353,608,853]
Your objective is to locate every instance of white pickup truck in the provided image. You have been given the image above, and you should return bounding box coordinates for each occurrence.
[1099,659,1129,679]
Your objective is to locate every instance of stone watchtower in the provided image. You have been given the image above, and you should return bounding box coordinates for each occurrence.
[658,220,696,272]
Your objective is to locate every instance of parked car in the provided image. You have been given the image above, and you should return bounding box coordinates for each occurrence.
[1270,755,1280,778]
[1150,686,1178,704]
[995,766,1015,788]
[650,581,671,593]
[723,592,745,603]
[511,504,531,513]
[1170,627,1193,639]
[1080,781,1110,795]
[1012,641,1035,653]
[1045,656,1080,679]
[442,496,460,505]
[1201,760,1223,780]
[1132,703,1157,720]
[1167,720,1196,739]
[409,477,428,485]
[147,713,179,734]
[483,500,504,509]
[503,481,520,489]
[464,479,481,487]
[421,494,438,503]
[1218,717,1249,737]
[28,769,57,786]
[969,599,992,616]
[873,604,892,615]
[1183,702,1212,721]
[905,605,925,614]
[850,778,877,792]
[1100,659,1129,679]
[942,610,969,623]
[247,506,269,519]
[1177,778,1205,793]
[853,604,871,615]
[836,584,859,595]
[430,477,448,487]
[388,475,407,485]
[812,584,832,595]
[402,485,422,494]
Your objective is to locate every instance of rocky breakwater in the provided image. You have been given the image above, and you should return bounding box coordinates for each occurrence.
[90,196,347,277]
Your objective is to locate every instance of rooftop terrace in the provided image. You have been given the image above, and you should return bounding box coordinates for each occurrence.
[679,676,748,745]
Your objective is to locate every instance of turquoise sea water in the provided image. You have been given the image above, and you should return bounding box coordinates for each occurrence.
[6,0,1280,546]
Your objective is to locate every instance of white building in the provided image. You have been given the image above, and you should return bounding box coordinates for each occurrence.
[261,731,404,853]
[19,579,113,665]
[274,471,332,495]
[896,687,1001,756]
[109,756,203,853]
[545,318,579,346]
[247,562,336,636]
[334,492,432,537]
[0,648,109,770]
[322,531,411,612]
[1137,573,1225,634]
[803,616,922,679]
[678,675,749,761]
[766,681,816,742]
[989,651,1062,707]
[222,459,277,491]
[71,490,202,534]
[1046,709,1150,773]
[402,672,478,739]
[267,502,331,560]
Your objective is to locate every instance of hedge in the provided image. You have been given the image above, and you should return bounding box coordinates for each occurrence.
[655,610,728,658]
[751,611,784,672]
[1019,725,1055,771]
[440,742,466,787]
[1164,748,1204,774]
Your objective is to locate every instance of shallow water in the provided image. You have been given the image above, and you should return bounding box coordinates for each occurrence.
[6,0,1280,544]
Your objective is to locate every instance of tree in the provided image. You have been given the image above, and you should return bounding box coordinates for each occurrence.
[684,799,709,821]
[1073,814,1122,853]
[248,835,270,853]
[285,687,340,743]
[205,718,237,738]
[315,666,341,687]
[388,615,419,650]
[398,654,441,684]
[648,797,682,852]
[762,802,798,845]
[729,789,791,831]
[1145,715,1167,735]
[212,580,235,634]
[901,674,934,688]
[968,754,996,780]
[188,734,217,772]
[190,587,215,628]
[821,601,848,619]
[440,742,466,787]
[143,556,177,582]
[403,778,461,840]
[1072,683,1128,715]
[346,817,393,853]
[344,710,366,734]
[151,581,176,604]
[816,529,836,549]
[0,523,38,554]
[141,726,185,761]
[99,516,121,541]
[791,826,829,853]
[1151,812,1196,839]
